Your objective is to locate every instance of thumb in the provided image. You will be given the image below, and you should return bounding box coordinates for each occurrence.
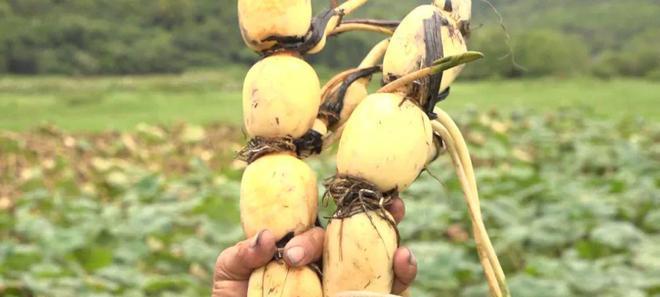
[214,230,277,282]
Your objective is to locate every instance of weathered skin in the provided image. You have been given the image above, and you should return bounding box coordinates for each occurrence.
[238,0,312,52]
[242,53,320,139]
[240,153,318,240]
[323,211,398,297]
[336,92,433,192]
[382,5,467,97]
[248,261,322,297]
[434,0,472,33]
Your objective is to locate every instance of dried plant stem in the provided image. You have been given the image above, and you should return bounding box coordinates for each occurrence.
[433,108,508,285]
[335,0,368,15]
[321,68,360,102]
[432,122,502,297]
[325,0,370,37]
[322,122,346,151]
[432,107,510,297]
[317,38,389,152]
[358,38,390,68]
[330,23,395,36]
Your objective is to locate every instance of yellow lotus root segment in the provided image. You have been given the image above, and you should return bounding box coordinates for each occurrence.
[248,261,323,297]
[240,153,318,240]
[323,211,398,297]
[242,53,320,139]
[238,0,312,52]
[336,92,434,192]
[383,5,467,95]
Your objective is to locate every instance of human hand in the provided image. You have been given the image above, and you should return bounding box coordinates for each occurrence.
[212,197,416,297]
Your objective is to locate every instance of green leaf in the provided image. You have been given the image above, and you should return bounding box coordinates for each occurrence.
[74,245,114,272]
[142,276,193,295]
[590,221,644,250]
[1,244,42,272]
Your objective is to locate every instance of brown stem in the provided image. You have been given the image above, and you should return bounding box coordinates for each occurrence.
[321,68,360,102]
[341,19,400,28]
[330,23,395,37]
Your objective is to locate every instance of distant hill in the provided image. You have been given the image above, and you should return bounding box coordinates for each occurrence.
[318,0,660,78]
[328,0,660,52]
[473,0,660,51]
[1,0,658,76]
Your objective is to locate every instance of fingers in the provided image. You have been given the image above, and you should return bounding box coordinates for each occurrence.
[386,197,406,224]
[389,198,414,294]
[213,226,414,295]
[283,227,325,267]
[214,230,277,282]
[392,247,417,295]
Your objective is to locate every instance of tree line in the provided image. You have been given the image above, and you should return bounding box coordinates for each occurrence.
[0,0,658,79]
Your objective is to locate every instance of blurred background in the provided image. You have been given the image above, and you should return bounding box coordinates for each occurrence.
[0,0,659,296]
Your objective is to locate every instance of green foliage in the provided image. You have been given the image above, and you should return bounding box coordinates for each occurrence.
[462,28,514,79]
[405,110,660,297]
[512,30,590,77]
[0,45,6,73]
[2,73,659,132]
[465,29,591,78]
[0,0,244,74]
[592,51,624,80]
[622,29,660,77]
[592,28,660,79]
[1,110,659,296]
[470,0,660,79]
[1,0,659,77]
[0,123,245,296]
[476,0,660,53]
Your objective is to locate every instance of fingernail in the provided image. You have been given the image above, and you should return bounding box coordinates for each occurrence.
[250,230,265,249]
[407,248,417,266]
[285,246,305,266]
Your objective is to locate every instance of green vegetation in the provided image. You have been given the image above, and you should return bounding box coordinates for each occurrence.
[1,2,659,296]
[1,109,658,297]
[1,0,659,78]
[0,70,245,131]
[1,72,658,131]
